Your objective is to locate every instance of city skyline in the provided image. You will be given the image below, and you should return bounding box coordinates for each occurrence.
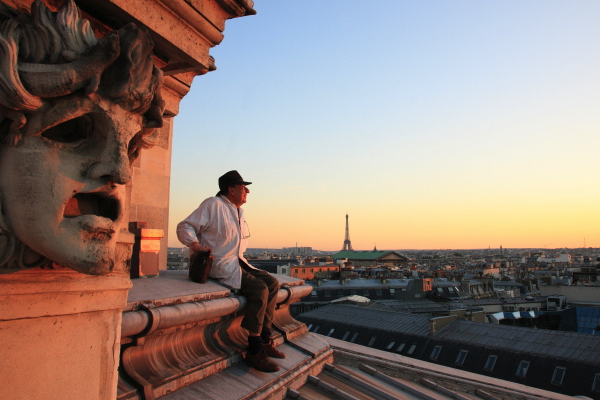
[168,1,600,251]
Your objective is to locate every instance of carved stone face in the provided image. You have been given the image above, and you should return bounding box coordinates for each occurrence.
[0,95,144,274]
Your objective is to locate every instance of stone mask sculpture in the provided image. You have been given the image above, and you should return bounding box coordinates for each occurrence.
[0,0,164,275]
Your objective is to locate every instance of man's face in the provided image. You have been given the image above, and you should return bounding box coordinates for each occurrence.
[229,184,250,207]
[0,95,144,274]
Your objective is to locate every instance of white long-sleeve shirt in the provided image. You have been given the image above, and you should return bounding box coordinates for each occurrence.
[176,195,253,289]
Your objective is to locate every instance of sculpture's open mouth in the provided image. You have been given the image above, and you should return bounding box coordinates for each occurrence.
[63,193,120,221]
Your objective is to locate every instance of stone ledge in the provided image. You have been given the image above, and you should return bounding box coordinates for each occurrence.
[119,271,317,399]
[157,332,333,400]
[0,268,131,320]
[126,270,308,311]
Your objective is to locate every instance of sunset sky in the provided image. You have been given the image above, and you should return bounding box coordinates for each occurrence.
[168,1,600,251]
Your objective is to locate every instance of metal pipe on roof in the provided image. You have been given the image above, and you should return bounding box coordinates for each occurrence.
[121,296,245,337]
[121,285,308,338]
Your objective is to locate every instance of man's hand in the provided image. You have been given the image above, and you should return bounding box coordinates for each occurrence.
[190,241,211,253]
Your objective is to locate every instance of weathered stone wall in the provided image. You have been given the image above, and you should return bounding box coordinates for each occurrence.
[131,118,173,270]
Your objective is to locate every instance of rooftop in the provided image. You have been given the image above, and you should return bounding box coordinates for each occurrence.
[331,250,408,260]
[308,278,412,289]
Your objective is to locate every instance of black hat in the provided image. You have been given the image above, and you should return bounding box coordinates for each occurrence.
[217,170,252,196]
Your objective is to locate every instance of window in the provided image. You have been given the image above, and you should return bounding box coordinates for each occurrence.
[386,341,396,350]
[455,350,468,366]
[375,289,383,296]
[307,324,313,331]
[350,333,359,343]
[350,290,356,295]
[313,325,320,334]
[311,291,317,296]
[368,336,377,347]
[327,328,335,337]
[390,288,395,294]
[592,374,600,393]
[342,331,350,341]
[430,346,442,360]
[551,367,566,385]
[310,269,313,273]
[407,344,417,355]
[516,361,530,377]
[337,290,344,296]
[363,289,370,296]
[396,342,406,352]
[324,291,331,297]
[484,355,498,371]
[302,269,305,273]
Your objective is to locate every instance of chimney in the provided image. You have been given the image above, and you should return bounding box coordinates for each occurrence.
[429,315,457,335]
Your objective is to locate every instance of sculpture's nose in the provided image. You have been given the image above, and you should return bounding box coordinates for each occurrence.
[86,139,131,185]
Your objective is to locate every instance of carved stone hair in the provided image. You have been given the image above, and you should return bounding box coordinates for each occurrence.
[0,0,164,148]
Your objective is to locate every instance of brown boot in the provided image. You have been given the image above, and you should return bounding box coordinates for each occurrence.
[262,338,286,359]
[244,349,280,372]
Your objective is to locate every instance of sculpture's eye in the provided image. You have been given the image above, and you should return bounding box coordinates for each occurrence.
[42,114,94,146]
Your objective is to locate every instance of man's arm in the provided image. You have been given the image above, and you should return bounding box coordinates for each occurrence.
[176,201,213,253]
[189,241,211,253]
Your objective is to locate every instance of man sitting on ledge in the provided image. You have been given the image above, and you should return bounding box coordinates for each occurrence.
[176,171,284,372]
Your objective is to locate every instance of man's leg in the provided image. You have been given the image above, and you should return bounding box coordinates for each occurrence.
[239,267,269,335]
[242,268,285,359]
[245,269,279,331]
[239,267,280,372]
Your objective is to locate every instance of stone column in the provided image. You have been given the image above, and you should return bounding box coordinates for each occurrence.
[0,267,131,400]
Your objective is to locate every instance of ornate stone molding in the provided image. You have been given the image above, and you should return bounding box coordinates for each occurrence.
[119,283,324,399]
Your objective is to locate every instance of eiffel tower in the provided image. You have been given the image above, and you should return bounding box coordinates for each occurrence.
[342,213,353,251]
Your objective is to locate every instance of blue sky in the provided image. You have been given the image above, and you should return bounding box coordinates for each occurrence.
[169,1,600,250]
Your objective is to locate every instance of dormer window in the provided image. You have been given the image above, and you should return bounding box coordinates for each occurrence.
[551,367,566,385]
[516,361,530,377]
[455,350,468,366]
[407,344,417,355]
[592,374,600,393]
[484,355,498,371]
[430,346,442,360]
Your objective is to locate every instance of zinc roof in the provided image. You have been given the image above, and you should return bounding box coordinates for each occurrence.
[300,304,600,364]
[436,319,600,364]
[455,297,547,306]
[370,300,482,313]
[307,278,411,289]
[298,304,430,336]
[494,280,525,287]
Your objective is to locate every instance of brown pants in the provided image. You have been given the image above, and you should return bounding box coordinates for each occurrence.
[239,260,280,335]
